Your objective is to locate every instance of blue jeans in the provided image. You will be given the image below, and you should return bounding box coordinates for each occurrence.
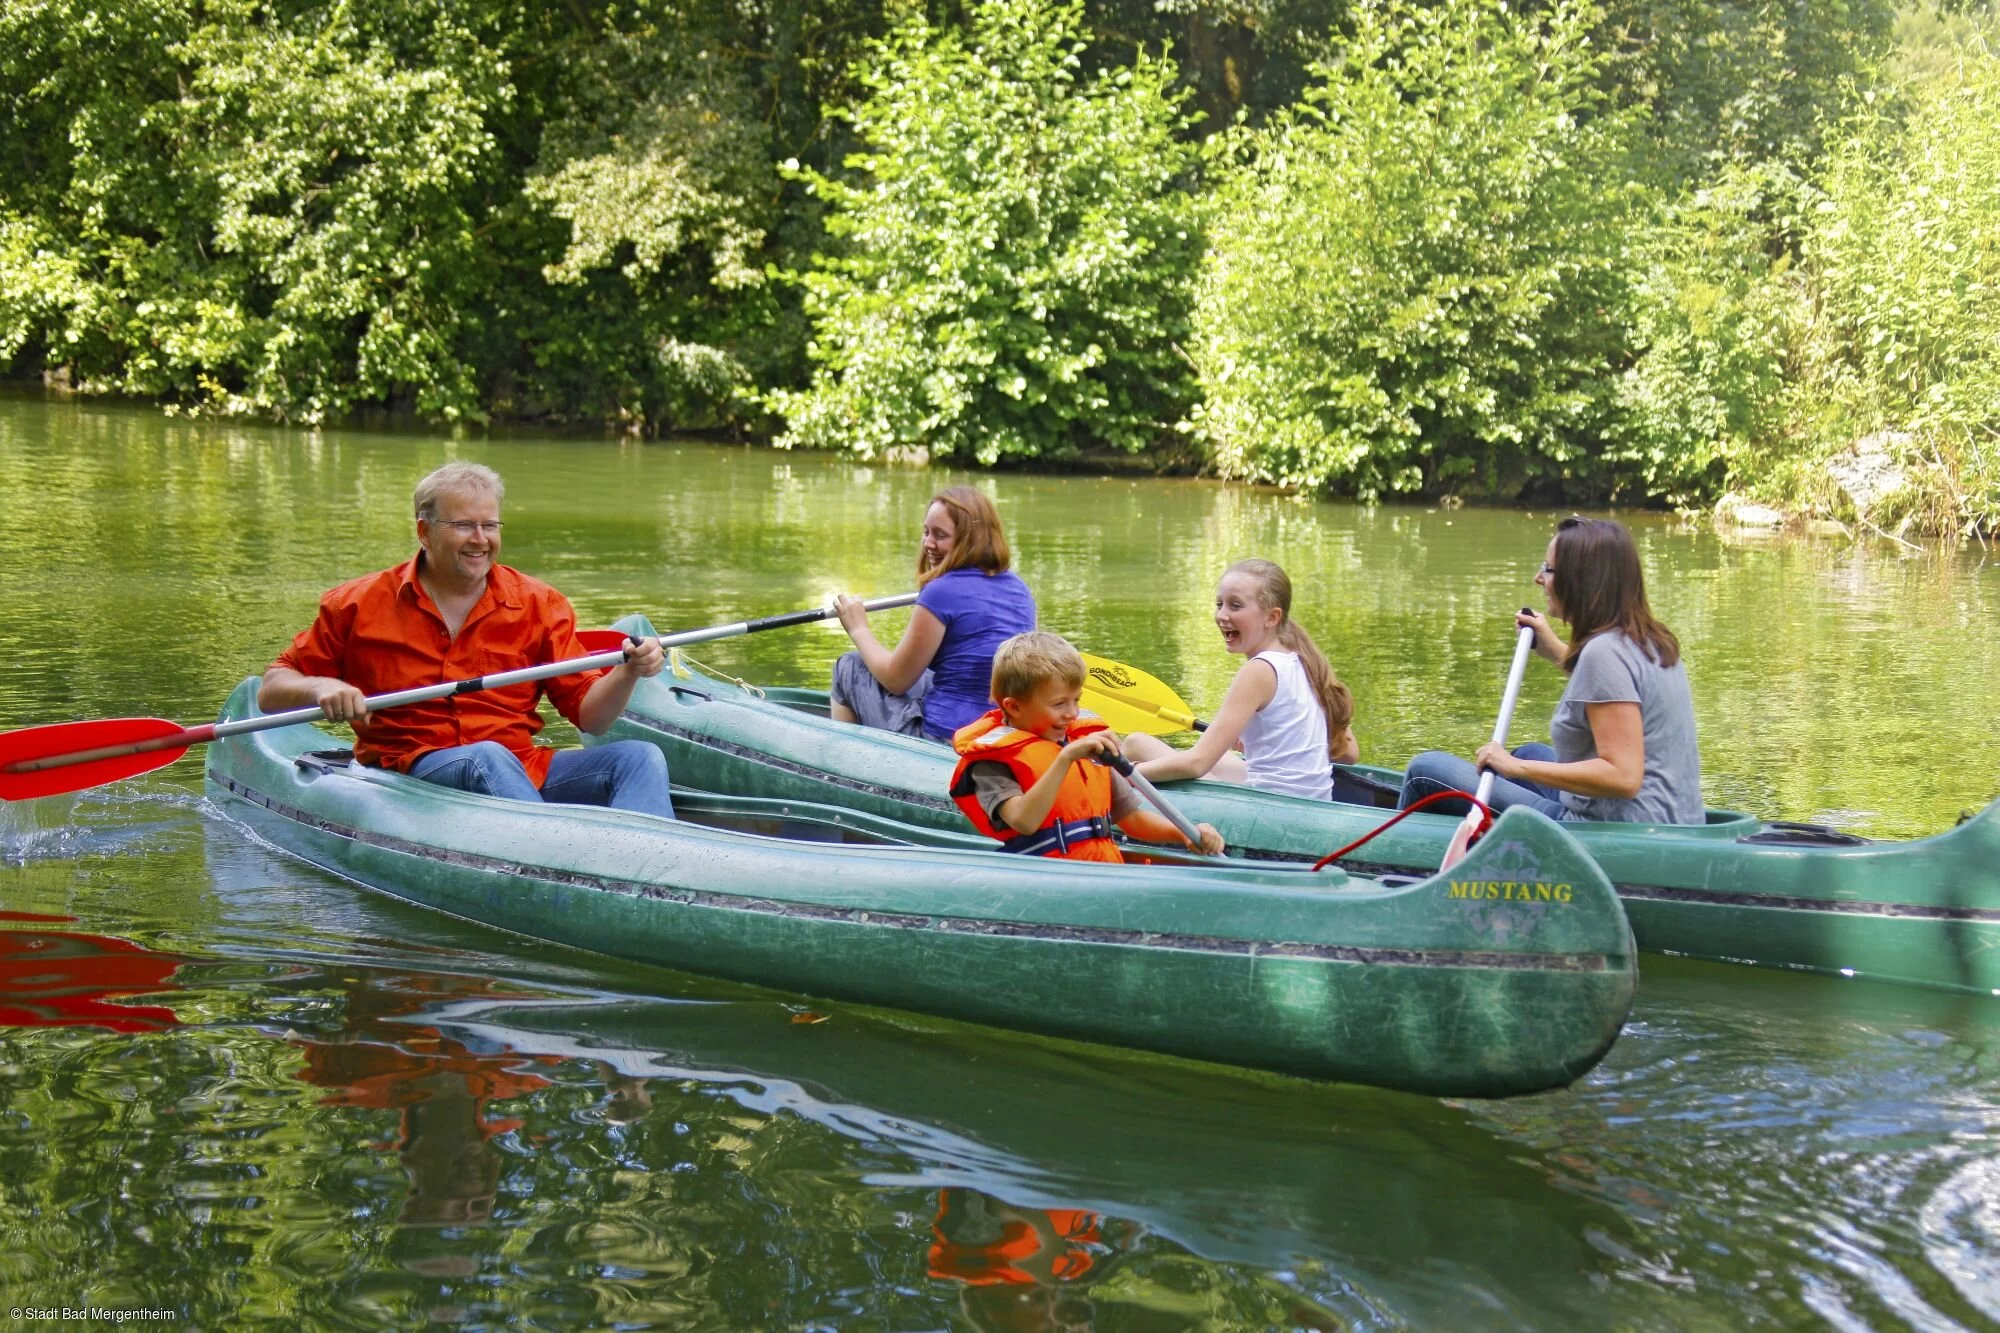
[1398,743,1568,820]
[409,740,675,820]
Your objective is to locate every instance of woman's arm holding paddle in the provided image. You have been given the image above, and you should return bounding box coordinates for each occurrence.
[1478,702,1644,801]
[1131,659,1277,783]
[1519,608,1569,663]
[835,596,945,696]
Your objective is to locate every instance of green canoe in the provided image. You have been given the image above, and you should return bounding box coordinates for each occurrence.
[204,678,1635,1098]
[598,614,2000,995]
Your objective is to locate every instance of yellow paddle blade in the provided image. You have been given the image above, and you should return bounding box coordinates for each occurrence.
[1079,653,1201,736]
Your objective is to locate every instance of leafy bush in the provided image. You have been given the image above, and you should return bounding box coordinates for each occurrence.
[1790,44,2000,533]
[1596,0,1897,184]
[766,0,1204,464]
[1611,162,1804,504]
[0,0,787,429]
[1189,0,1651,501]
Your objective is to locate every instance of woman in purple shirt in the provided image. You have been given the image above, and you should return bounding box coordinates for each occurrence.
[831,486,1038,743]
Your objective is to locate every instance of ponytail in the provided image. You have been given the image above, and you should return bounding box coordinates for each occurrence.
[1224,558,1355,758]
[1274,620,1355,758]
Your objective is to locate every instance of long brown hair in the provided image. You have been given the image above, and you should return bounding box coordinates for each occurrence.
[1549,517,1680,674]
[918,486,1012,587]
[1224,559,1355,756]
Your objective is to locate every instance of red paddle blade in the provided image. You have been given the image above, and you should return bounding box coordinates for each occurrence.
[576,629,631,653]
[0,718,191,802]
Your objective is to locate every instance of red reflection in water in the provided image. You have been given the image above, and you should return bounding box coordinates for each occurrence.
[0,929,189,1032]
[929,1187,1104,1286]
[291,975,559,1225]
[930,1188,1114,1333]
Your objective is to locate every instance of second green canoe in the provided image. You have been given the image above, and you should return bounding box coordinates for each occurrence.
[599,615,2000,995]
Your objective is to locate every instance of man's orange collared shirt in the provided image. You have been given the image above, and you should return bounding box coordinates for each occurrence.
[271,554,607,786]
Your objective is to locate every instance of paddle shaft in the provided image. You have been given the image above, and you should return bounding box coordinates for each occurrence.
[1473,619,1540,807]
[1099,753,1205,847]
[3,646,645,776]
[673,591,918,646]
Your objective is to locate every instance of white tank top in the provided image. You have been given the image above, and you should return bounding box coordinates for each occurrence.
[1240,650,1331,801]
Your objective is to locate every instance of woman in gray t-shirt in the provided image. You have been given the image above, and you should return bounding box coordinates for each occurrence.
[1398,517,1705,824]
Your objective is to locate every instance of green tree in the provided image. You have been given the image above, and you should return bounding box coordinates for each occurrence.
[1610,162,1804,504]
[1787,39,2000,533]
[0,0,798,429]
[1190,0,1649,500]
[1594,0,1899,184]
[766,0,1205,464]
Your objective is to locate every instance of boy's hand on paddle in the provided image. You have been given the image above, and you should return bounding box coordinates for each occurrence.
[310,678,370,723]
[1192,822,1225,855]
[1060,730,1122,765]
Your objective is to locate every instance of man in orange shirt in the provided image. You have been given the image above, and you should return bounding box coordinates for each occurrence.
[259,462,674,817]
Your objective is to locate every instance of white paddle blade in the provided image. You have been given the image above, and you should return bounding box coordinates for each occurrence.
[1440,806,1485,871]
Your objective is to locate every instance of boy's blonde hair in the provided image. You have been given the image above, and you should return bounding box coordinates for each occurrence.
[991,631,1085,705]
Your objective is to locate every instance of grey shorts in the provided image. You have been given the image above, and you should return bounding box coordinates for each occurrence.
[830,651,933,738]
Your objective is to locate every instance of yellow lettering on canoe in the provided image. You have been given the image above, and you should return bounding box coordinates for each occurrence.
[1443,881,1571,904]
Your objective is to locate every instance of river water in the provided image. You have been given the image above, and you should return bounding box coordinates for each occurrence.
[3,391,2000,1328]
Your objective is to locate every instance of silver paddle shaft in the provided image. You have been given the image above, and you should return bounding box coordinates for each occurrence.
[663,591,919,645]
[1474,625,1539,807]
[1100,754,1204,847]
[206,594,922,742]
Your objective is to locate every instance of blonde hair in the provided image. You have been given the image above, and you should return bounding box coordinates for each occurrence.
[414,462,504,520]
[919,486,1012,587]
[990,631,1085,705]
[1224,559,1355,757]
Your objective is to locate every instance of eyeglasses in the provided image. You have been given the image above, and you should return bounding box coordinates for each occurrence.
[433,519,503,536]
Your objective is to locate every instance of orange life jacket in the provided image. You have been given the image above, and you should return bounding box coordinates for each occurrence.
[948,709,1123,863]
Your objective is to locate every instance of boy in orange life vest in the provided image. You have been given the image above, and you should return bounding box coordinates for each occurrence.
[950,631,1225,862]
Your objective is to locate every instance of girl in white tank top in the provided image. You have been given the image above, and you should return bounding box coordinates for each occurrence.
[1239,649,1332,798]
[1122,560,1356,800]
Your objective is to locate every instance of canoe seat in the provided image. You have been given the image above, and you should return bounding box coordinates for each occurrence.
[1329,766,1402,809]
[1736,821,1870,848]
[294,749,356,776]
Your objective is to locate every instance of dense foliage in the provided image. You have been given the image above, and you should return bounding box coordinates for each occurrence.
[1787,48,2000,535]
[0,0,873,429]
[1189,0,1647,500]
[767,0,1202,464]
[2,0,1992,531]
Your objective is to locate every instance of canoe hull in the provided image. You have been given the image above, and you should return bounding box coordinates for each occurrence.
[205,680,1635,1098]
[602,617,2000,995]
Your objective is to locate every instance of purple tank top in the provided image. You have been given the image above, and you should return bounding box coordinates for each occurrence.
[917,569,1038,740]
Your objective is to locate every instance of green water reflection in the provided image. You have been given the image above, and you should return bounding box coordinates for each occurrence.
[5,392,2000,1327]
